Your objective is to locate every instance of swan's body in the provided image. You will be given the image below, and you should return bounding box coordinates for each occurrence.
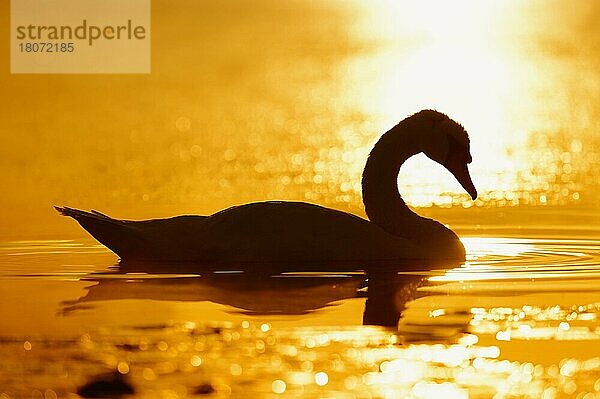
[56,202,447,264]
[56,110,477,267]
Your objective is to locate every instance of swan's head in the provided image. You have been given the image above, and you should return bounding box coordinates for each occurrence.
[411,110,477,200]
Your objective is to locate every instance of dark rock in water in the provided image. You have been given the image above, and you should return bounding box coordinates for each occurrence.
[193,383,216,395]
[77,372,135,398]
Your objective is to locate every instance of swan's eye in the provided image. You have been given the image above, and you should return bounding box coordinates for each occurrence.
[445,134,473,167]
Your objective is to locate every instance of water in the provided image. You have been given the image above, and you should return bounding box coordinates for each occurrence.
[1,233,599,398]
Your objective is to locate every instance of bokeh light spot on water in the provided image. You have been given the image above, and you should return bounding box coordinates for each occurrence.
[190,355,202,367]
[175,117,191,133]
[314,371,328,386]
[117,361,129,374]
[142,368,156,381]
[272,379,286,394]
[43,390,57,399]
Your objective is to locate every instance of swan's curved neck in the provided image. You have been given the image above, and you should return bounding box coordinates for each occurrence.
[361,122,423,237]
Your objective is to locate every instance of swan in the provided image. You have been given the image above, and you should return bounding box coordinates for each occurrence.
[55,109,477,267]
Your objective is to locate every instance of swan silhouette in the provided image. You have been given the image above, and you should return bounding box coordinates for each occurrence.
[55,110,476,267]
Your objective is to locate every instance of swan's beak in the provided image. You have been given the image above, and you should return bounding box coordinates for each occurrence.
[444,152,478,200]
[455,163,478,200]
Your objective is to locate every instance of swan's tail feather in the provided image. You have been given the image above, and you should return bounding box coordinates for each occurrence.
[54,206,146,259]
[55,206,123,225]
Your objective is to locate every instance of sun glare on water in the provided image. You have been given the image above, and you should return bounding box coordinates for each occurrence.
[325,0,594,208]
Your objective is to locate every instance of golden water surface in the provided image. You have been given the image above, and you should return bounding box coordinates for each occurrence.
[1,1,600,398]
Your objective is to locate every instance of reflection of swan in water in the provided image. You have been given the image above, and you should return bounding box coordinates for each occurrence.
[61,261,466,333]
[61,272,363,316]
[60,267,414,326]
[55,110,476,266]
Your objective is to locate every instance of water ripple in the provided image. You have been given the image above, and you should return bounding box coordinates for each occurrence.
[431,237,600,282]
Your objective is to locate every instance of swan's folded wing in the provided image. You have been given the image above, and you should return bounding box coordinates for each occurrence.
[202,201,430,263]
